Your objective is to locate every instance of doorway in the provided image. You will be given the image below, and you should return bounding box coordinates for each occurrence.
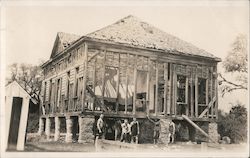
[8,97,23,150]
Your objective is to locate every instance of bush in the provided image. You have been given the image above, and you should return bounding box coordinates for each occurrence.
[218,103,247,143]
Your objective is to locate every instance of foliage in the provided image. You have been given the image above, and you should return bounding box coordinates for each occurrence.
[6,63,43,103]
[219,34,247,96]
[217,104,247,143]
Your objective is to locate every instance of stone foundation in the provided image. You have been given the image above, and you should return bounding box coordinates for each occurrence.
[54,117,61,141]
[38,117,45,136]
[78,115,95,143]
[65,116,73,143]
[158,119,171,144]
[45,117,51,140]
[208,122,219,143]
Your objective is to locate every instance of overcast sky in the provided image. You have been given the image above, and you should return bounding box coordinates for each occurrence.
[2,1,248,112]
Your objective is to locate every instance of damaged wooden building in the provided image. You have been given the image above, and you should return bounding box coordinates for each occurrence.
[38,15,221,143]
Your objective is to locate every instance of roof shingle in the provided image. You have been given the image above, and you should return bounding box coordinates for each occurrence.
[86,15,219,60]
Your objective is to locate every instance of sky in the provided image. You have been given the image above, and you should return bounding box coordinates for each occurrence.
[2,0,249,112]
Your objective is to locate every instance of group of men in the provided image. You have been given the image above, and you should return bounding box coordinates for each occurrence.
[94,114,176,144]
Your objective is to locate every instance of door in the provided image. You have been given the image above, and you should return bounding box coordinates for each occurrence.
[8,97,23,150]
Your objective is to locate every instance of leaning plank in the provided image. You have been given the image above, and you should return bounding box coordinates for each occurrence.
[87,51,100,62]
[198,97,216,118]
[86,85,108,112]
[182,115,217,143]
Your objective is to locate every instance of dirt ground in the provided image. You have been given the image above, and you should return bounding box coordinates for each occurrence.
[23,140,248,153]
[21,133,248,157]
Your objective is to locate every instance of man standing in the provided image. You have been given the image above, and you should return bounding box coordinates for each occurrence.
[120,119,131,143]
[147,116,161,144]
[168,120,176,144]
[113,119,122,141]
[96,114,105,140]
[130,117,140,144]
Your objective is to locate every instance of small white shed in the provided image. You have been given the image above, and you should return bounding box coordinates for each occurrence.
[5,81,36,151]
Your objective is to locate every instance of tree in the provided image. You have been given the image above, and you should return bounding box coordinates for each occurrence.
[219,34,248,96]
[6,63,43,103]
[217,103,247,143]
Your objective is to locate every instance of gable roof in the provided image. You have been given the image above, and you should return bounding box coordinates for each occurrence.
[50,32,81,58]
[48,15,220,61]
[5,81,38,104]
[86,15,220,60]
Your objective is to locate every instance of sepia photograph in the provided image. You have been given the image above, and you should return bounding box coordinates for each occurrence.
[0,0,249,157]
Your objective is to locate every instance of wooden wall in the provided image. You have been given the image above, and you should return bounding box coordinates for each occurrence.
[41,41,218,119]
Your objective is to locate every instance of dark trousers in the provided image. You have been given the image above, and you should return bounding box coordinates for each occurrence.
[120,133,130,143]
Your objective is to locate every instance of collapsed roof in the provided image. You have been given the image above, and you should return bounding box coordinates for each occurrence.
[50,15,220,61]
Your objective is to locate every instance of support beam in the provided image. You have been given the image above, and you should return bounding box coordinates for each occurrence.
[206,78,209,117]
[125,53,129,114]
[82,43,88,111]
[115,53,120,113]
[182,115,217,143]
[190,72,194,117]
[65,116,73,143]
[146,58,150,115]
[215,66,218,119]
[185,77,189,116]
[155,61,159,116]
[54,116,61,141]
[195,67,198,117]
[92,58,97,111]
[210,67,213,118]
[164,63,168,115]
[172,65,176,116]
[168,63,172,115]
[101,50,107,105]
[133,55,138,115]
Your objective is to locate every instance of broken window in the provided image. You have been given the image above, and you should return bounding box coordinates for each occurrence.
[176,75,188,115]
[74,67,79,97]
[56,78,62,109]
[177,75,187,103]
[127,55,135,112]
[49,79,52,102]
[198,78,206,104]
[43,81,47,103]
[102,66,119,111]
[118,53,127,112]
[135,70,148,112]
[66,71,70,99]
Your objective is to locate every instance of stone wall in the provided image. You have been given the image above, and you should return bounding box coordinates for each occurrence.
[158,119,171,144]
[208,122,220,143]
[78,115,95,143]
